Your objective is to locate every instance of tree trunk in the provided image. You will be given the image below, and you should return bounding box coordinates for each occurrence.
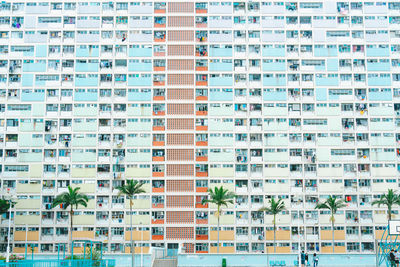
[130,199,135,267]
[217,206,220,254]
[273,215,276,253]
[70,208,74,257]
[388,207,392,221]
[331,217,335,253]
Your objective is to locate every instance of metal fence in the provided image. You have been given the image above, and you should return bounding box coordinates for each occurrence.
[0,259,116,267]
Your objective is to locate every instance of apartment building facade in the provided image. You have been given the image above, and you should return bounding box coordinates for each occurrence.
[0,0,399,254]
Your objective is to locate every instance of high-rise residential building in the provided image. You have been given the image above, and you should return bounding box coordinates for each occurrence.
[0,0,399,255]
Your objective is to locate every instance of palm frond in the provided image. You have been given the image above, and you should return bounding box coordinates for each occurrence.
[51,186,88,210]
[0,199,11,215]
[203,186,235,209]
[259,197,286,214]
[315,195,346,214]
[116,180,146,199]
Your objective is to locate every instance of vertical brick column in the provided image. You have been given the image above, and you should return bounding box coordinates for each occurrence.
[164,2,195,253]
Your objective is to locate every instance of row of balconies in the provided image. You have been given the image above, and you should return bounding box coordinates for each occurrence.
[3,44,398,60]
[3,90,397,103]
[0,110,396,120]
[3,65,398,73]
[0,131,397,145]
[0,87,391,97]
[1,128,398,140]
[5,16,400,30]
[0,240,377,255]
[4,60,398,73]
[2,153,398,167]
[1,1,396,16]
[1,75,399,89]
[1,145,400,159]
[2,121,400,134]
[2,192,390,208]
[0,211,388,229]
[0,197,379,212]
[2,107,397,119]
[1,30,400,45]
[1,177,394,194]
[2,228,389,244]
[1,161,400,177]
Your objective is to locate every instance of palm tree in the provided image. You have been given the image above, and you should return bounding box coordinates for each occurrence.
[372,189,400,221]
[0,198,11,215]
[202,186,235,253]
[315,196,346,253]
[259,197,285,253]
[52,186,89,256]
[116,180,146,267]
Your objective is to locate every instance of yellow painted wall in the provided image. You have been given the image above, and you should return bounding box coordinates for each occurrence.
[76,199,95,209]
[124,199,151,209]
[266,230,290,240]
[16,183,41,193]
[375,230,397,240]
[210,230,234,240]
[320,230,345,240]
[73,247,85,254]
[210,203,233,209]
[124,231,150,241]
[126,167,151,177]
[14,231,39,241]
[210,246,234,253]
[30,164,43,177]
[319,214,345,224]
[124,215,151,225]
[209,215,234,225]
[266,246,291,253]
[72,231,95,239]
[14,247,38,253]
[265,214,291,225]
[71,168,96,178]
[15,199,40,209]
[71,183,95,194]
[264,183,290,193]
[15,215,40,225]
[321,246,346,253]
[73,215,95,225]
[209,168,234,177]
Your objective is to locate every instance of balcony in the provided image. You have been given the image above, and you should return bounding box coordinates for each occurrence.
[154,32,166,42]
[196,156,208,162]
[152,187,164,193]
[196,187,208,193]
[196,171,208,177]
[152,171,164,177]
[152,203,164,209]
[196,234,208,240]
[152,234,164,240]
[152,156,164,162]
[196,203,208,209]
[151,219,164,224]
